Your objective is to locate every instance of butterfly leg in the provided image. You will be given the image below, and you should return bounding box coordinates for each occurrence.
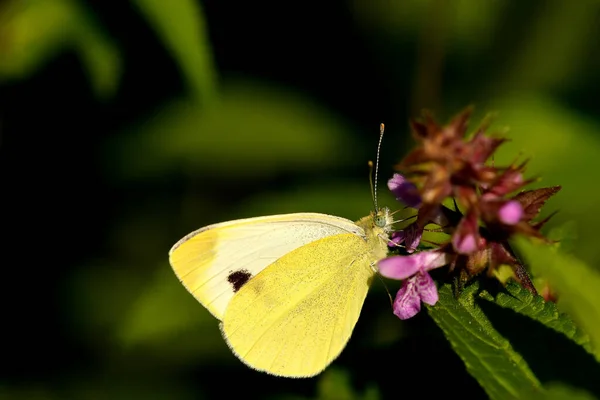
[379,233,404,249]
[369,261,378,273]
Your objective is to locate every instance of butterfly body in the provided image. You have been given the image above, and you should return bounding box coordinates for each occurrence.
[169,208,393,377]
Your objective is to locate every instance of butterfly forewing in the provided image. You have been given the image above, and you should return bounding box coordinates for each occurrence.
[169,213,365,319]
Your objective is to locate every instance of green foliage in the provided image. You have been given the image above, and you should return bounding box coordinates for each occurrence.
[490,95,600,266]
[429,261,600,399]
[492,0,598,92]
[0,0,121,99]
[314,369,379,400]
[109,83,359,180]
[427,282,542,399]
[479,282,595,358]
[271,369,380,400]
[515,236,600,360]
[132,0,216,102]
[116,266,214,350]
[529,384,597,400]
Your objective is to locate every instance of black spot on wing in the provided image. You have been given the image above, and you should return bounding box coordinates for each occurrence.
[227,269,252,292]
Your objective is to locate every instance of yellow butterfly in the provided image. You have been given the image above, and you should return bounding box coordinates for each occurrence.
[169,125,393,378]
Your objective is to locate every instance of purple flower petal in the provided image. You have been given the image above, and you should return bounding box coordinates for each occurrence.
[404,223,423,253]
[392,277,421,320]
[454,233,477,254]
[388,173,422,208]
[452,210,480,254]
[415,271,438,305]
[388,231,405,248]
[378,251,449,279]
[378,255,422,280]
[421,251,451,272]
[387,224,423,252]
[498,200,523,225]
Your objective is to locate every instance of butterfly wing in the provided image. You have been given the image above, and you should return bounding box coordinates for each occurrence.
[221,232,376,378]
[169,213,365,320]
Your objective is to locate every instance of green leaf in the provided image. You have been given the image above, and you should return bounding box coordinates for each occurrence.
[475,281,600,395]
[427,282,541,399]
[479,282,595,357]
[0,0,121,99]
[108,80,359,180]
[115,265,229,365]
[496,0,599,93]
[66,261,228,367]
[528,383,598,400]
[132,0,216,103]
[353,0,504,50]
[488,94,600,266]
[514,236,600,360]
[72,17,122,100]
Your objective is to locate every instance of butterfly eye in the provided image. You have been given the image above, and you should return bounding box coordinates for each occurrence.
[374,215,387,227]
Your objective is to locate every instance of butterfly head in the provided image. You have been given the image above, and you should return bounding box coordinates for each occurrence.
[355,207,394,260]
[374,207,394,230]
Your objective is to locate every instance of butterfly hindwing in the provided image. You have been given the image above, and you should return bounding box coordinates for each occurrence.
[221,233,376,378]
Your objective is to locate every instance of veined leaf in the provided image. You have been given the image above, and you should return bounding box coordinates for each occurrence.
[514,236,600,360]
[477,282,600,395]
[479,282,595,358]
[427,282,541,399]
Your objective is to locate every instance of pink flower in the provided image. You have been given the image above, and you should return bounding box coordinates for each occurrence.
[498,200,523,225]
[393,272,439,320]
[388,173,422,208]
[452,210,480,254]
[379,251,450,319]
[380,108,563,318]
[387,174,426,252]
[388,223,423,253]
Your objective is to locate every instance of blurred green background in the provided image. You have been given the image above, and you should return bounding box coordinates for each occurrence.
[1,0,600,399]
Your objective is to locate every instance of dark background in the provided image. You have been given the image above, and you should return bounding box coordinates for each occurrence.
[1,0,599,398]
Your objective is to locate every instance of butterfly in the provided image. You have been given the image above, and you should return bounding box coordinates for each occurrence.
[169,124,394,378]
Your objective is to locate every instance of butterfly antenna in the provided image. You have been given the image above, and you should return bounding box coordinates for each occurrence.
[372,123,385,212]
[368,160,376,211]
